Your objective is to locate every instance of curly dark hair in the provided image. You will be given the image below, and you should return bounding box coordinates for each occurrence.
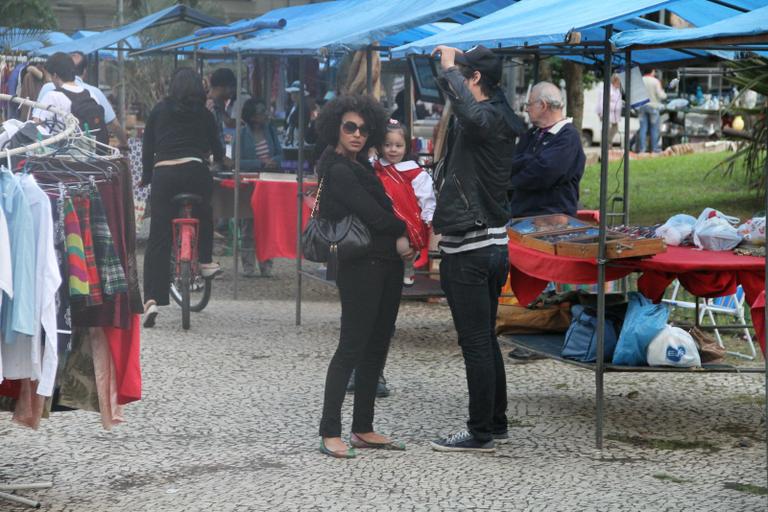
[315,94,388,152]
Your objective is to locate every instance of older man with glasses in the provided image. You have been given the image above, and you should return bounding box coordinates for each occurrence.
[510,81,586,219]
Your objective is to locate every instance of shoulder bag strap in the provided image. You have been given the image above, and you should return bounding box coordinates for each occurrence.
[310,176,325,218]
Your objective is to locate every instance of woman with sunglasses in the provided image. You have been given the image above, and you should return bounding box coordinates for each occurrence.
[315,94,413,458]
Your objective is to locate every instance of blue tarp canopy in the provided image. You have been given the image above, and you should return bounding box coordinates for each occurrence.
[391,0,679,56]
[131,3,302,56]
[612,4,768,49]
[133,0,510,57]
[222,0,515,55]
[33,4,221,56]
[389,0,768,63]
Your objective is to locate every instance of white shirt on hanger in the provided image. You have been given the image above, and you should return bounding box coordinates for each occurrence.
[1,175,61,396]
[0,205,12,385]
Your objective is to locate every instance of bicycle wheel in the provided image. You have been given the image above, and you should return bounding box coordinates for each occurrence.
[170,268,213,312]
[180,261,191,330]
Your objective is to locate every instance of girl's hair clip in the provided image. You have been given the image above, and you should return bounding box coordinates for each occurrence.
[388,118,400,126]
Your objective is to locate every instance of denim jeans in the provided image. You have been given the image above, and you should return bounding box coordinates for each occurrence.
[319,257,404,438]
[638,104,661,153]
[440,244,509,442]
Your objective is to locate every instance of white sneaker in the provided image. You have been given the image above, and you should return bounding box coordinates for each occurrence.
[403,275,415,287]
[200,262,222,278]
[143,300,158,328]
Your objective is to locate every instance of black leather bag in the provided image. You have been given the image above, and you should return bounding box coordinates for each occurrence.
[302,176,372,266]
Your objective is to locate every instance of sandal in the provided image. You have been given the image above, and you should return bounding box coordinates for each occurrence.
[319,439,356,459]
[350,433,406,451]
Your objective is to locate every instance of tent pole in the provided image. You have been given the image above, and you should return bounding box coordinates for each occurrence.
[296,58,306,326]
[623,49,631,226]
[118,0,126,132]
[94,52,100,87]
[233,52,243,299]
[596,24,613,451]
[404,68,413,134]
[366,47,373,96]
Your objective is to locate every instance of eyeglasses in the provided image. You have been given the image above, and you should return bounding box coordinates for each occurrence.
[523,98,544,109]
[342,121,369,137]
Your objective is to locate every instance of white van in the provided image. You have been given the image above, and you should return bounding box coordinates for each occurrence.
[580,83,639,147]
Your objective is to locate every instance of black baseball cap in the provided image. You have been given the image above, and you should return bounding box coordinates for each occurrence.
[454,45,502,84]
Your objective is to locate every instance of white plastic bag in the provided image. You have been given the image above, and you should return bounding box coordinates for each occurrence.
[693,208,742,251]
[646,325,701,367]
[737,216,766,245]
[655,214,696,246]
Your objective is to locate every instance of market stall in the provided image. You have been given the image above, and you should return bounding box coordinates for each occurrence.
[193,0,515,309]
[391,0,768,463]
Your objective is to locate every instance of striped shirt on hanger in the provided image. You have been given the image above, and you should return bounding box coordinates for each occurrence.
[438,226,509,254]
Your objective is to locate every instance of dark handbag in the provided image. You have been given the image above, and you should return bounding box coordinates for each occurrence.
[302,175,372,268]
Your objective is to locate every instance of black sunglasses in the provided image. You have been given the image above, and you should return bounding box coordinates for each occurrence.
[341,120,369,137]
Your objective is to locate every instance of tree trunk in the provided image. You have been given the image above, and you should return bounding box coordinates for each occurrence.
[538,59,553,82]
[564,60,584,132]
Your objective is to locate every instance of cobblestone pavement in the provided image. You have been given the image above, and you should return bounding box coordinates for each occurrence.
[2,257,767,511]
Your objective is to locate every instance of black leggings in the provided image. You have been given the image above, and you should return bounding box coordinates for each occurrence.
[143,162,213,306]
[319,257,404,438]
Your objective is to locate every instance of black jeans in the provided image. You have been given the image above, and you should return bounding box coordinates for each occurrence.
[319,257,404,438]
[144,162,213,306]
[440,244,509,442]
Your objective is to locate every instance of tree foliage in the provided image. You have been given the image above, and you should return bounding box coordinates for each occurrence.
[0,0,57,30]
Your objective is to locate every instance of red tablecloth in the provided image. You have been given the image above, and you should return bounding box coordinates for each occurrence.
[508,240,766,354]
[250,180,314,261]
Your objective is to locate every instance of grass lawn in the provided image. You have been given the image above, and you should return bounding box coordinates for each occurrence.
[579,151,763,226]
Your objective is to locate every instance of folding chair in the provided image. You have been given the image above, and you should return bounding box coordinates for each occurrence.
[700,285,756,360]
[662,280,756,360]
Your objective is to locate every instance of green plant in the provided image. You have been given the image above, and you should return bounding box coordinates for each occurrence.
[714,57,768,194]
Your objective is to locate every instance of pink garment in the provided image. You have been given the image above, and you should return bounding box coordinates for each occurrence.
[90,328,125,430]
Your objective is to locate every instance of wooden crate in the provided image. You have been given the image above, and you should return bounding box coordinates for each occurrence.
[508,214,666,259]
[556,234,666,259]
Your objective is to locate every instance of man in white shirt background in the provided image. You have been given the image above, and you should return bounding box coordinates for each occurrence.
[637,67,667,154]
[36,51,128,150]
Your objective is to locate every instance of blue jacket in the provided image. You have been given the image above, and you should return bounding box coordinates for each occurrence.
[509,120,585,218]
[236,123,282,171]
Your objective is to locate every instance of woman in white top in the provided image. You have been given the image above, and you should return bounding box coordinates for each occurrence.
[595,74,623,147]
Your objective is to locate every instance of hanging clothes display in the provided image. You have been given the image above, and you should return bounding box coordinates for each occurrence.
[0,111,143,429]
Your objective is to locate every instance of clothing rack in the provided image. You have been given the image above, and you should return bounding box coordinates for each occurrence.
[0,94,80,159]
[0,96,82,509]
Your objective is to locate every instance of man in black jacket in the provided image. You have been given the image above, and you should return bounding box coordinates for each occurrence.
[509,81,586,218]
[429,44,524,453]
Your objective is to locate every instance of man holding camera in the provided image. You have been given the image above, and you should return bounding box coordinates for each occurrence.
[429,44,523,453]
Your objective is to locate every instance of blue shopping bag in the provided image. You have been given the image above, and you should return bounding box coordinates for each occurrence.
[612,292,670,366]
